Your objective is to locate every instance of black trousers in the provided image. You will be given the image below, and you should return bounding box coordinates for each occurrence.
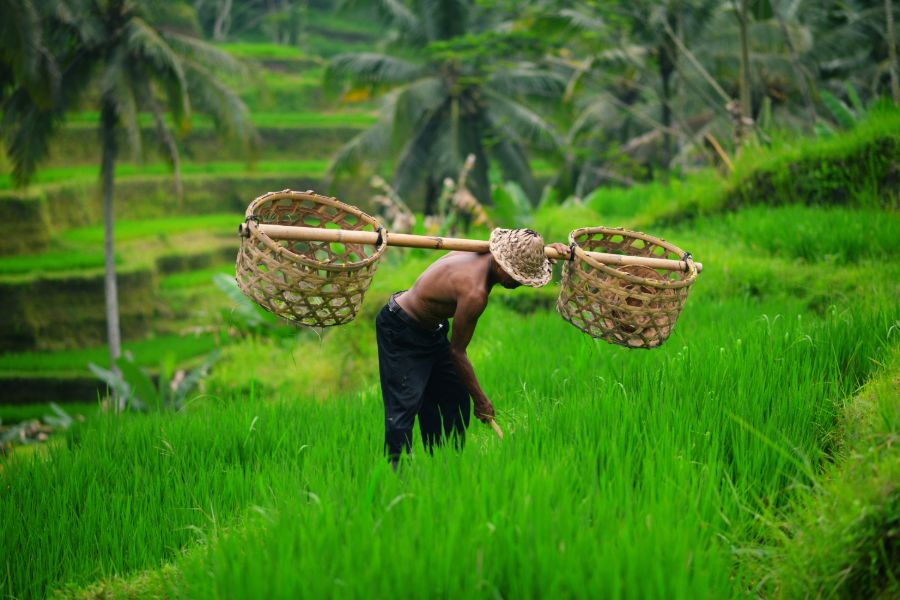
[376,294,471,462]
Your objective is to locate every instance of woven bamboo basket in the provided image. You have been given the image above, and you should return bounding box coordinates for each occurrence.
[236,190,387,327]
[557,227,698,348]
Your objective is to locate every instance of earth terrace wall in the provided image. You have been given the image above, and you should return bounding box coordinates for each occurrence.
[0,267,155,352]
[727,133,900,209]
[0,191,51,255]
[645,117,900,226]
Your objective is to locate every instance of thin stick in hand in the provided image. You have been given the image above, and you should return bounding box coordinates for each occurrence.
[489,419,504,441]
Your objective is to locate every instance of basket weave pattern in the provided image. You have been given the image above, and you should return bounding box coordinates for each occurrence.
[557,227,697,348]
[236,190,386,327]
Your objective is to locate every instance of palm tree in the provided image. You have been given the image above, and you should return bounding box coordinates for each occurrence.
[0,0,56,104]
[1,0,254,410]
[324,0,565,210]
[549,0,725,193]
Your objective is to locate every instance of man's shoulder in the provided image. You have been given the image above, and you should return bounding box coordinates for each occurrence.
[429,254,490,307]
[455,284,489,313]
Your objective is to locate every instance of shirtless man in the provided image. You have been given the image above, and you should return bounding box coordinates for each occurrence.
[375,227,568,465]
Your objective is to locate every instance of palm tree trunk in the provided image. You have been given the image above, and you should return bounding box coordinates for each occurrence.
[774,4,816,127]
[213,0,232,41]
[736,0,752,148]
[887,0,900,104]
[659,41,675,169]
[101,100,123,411]
[659,4,679,170]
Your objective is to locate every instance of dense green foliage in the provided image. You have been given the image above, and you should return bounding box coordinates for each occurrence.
[766,350,900,598]
[2,281,897,597]
[1,1,898,598]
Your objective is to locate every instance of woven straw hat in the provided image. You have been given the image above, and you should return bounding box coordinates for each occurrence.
[489,228,552,287]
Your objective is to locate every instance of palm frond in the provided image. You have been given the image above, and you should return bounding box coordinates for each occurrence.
[144,80,183,204]
[484,119,538,202]
[181,59,256,150]
[392,100,449,199]
[0,0,42,85]
[0,90,63,185]
[126,17,189,117]
[392,76,447,148]
[118,74,143,161]
[559,7,605,32]
[487,66,567,99]
[421,0,470,42]
[0,0,68,106]
[483,89,565,152]
[326,112,394,183]
[97,47,142,160]
[454,118,491,204]
[373,0,424,42]
[55,0,106,48]
[162,30,247,79]
[326,52,426,90]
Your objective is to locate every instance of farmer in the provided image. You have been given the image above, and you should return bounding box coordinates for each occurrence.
[376,228,568,466]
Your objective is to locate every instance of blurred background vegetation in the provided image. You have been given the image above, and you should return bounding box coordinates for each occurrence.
[0,0,897,416]
[1,3,899,598]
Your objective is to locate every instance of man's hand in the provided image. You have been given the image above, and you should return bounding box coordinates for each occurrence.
[474,397,495,423]
[547,242,572,262]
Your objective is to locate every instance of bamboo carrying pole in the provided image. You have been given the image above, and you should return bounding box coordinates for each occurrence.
[240,223,704,273]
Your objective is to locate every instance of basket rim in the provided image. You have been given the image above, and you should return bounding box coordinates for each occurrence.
[568,226,698,289]
[243,189,387,272]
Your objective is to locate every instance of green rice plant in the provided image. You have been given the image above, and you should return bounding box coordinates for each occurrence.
[571,107,900,228]
[757,350,900,598]
[0,334,218,374]
[60,110,374,130]
[215,41,311,60]
[59,213,241,246]
[247,111,376,128]
[0,160,331,190]
[2,130,898,598]
[0,250,111,276]
[583,171,724,222]
[305,10,382,37]
[305,32,378,58]
[89,350,220,412]
[490,181,534,227]
[160,266,234,292]
[2,285,896,598]
[531,203,604,244]
[675,205,900,265]
[0,402,98,425]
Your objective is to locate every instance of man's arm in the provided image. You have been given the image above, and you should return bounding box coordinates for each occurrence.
[448,291,495,423]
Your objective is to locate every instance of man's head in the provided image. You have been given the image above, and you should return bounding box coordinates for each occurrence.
[488,228,552,288]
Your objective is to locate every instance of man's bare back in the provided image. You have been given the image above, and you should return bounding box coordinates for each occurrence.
[393,251,513,423]
[395,252,499,329]
[375,229,563,465]
[394,244,566,424]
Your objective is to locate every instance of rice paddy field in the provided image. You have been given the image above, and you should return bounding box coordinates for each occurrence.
[2,157,899,597]
[1,7,899,598]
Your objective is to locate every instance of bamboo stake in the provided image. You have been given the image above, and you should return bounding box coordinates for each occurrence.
[240,222,703,273]
[490,419,504,440]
